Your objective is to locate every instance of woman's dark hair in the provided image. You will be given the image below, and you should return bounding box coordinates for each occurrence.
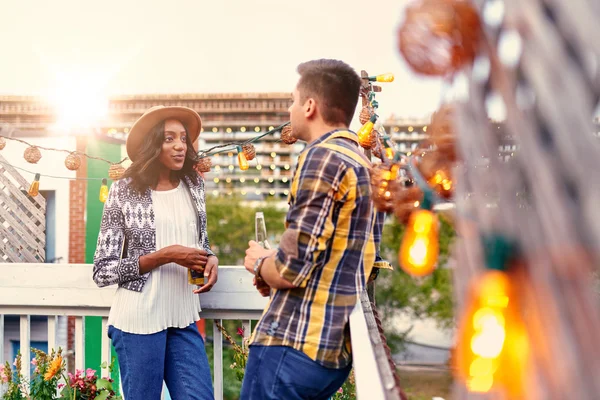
[122,120,199,193]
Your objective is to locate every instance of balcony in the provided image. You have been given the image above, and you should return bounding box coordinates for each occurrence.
[0,264,398,399]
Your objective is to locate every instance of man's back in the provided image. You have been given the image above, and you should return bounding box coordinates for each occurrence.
[251,130,377,369]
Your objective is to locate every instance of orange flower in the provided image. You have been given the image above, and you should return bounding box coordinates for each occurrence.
[44,356,63,381]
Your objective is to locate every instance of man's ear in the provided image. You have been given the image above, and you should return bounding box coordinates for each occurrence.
[304,98,317,119]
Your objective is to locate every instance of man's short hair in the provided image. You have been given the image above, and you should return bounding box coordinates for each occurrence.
[297,59,362,127]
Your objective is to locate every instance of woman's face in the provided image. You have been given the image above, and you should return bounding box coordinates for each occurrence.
[158,119,188,171]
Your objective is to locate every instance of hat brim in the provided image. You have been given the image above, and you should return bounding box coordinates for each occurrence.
[126,106,202,162]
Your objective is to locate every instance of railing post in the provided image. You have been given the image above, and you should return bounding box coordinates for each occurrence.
[48,315,57,353]
[101,317,110,372]
[20,315,30,382]
[213,320,223,400]
[75,316,85,371]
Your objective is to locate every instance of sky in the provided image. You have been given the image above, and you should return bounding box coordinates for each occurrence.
[0,0,444,120]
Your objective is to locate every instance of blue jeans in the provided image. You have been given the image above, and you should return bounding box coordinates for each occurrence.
[108,323,213,400]
[240,345,351,400]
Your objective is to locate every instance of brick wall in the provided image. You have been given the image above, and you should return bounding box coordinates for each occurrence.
[67,136,87,372]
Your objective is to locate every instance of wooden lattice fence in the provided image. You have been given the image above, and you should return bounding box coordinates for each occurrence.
[0,153,45,262]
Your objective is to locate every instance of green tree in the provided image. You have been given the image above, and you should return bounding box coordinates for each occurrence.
[205,196,287,265]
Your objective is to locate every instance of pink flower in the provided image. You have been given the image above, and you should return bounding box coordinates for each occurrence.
[237,327,245,337]
[31,358,38,366]
[0,365,8,383]
[58,383,65,389]
[337,388,344,393]
[34,367,39,374]
[86,368,96,380]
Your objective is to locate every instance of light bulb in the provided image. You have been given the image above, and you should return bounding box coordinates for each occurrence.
[369,73,395,82]
[454,270,529,397]
[99,178,109,203]
[28,173,40,197]
[385,147,395,160]
[238,153,249,171]
[398,209,439,276]
[357,115,377,148]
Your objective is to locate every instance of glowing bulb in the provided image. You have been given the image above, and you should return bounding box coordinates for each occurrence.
[368,73,395,82]
[270,165,276,170]
[237,146,249,171]
[271,152,277,158]
[215,165,221,171]
[28,173,40,197]
[212,127,218,133]
[268,126,274,130]
[357,115,377,148]
[228,165,234,171]
[283,190,289,195]
[241,190,247,195]
[226,127,232,133]
[284,164,290,170]
[255,190,261,195]
[99,178,109,203]
[214,178,220,183]
[254,178,259,183]
[226,178,232,183]
[269,190,275,195]
[268,178,274,183]
[254,126,261,132]
[385,147,395,160]
[398,209,439,276]
[282,178,288,183]
[454,270,530,397]
[408,126,414,132]
[256,165,262,170]
[240,177,246,183]
[241,126,246,132]
[212,190,218,196]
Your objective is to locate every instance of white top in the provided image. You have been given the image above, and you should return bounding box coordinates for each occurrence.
[108,181,202,334]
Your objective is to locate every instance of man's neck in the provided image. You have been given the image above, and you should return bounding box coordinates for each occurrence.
[305,122,349,144]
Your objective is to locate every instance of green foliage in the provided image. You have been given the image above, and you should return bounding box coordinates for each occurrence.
[205,197,287,265]
[376,215,456,351]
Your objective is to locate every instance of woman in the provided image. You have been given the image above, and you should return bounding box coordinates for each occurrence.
[93,105,217,400]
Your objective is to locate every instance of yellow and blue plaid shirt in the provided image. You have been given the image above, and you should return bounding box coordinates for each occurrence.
[251,129,384,369]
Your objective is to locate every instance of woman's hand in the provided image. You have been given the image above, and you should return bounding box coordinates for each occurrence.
[194,255,219,294]
[164,245,209,272]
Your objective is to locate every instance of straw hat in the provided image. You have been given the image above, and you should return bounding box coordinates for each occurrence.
[126,106,202,162]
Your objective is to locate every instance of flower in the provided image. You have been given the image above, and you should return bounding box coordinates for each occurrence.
[0,365,8,383]
[58,383,65,389]
[338,388,344,393]
[44,355,63,381]
[31,358,38,366]
[237,327,245,337]
[86,368,96,380]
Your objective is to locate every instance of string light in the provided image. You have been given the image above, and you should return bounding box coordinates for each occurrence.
[237,146,249,171]
[240,177,246,183]
[455,269,529,397]
[256,165,262,170]
[367,73,395,82]
[214,178,220,183]
[240,127,247,132]
[254,178,259,183]
[99,178,109,203]
[357,115,378,148]
[28,173,40,197]
[212,127,218,133]
[399,192,439,276]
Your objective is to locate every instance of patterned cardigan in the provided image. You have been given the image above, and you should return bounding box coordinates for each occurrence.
[92,175,214,292]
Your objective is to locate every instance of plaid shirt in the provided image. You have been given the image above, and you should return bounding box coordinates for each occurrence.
[251,130,382,369]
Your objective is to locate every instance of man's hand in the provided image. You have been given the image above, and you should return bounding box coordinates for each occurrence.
[253,277,271,297]
[194,255,219,294]
[244,240,276,275]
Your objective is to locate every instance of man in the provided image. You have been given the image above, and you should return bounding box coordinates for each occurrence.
[241,59,381,400]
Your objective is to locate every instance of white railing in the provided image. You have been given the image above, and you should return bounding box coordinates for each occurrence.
[0,263,390,399]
